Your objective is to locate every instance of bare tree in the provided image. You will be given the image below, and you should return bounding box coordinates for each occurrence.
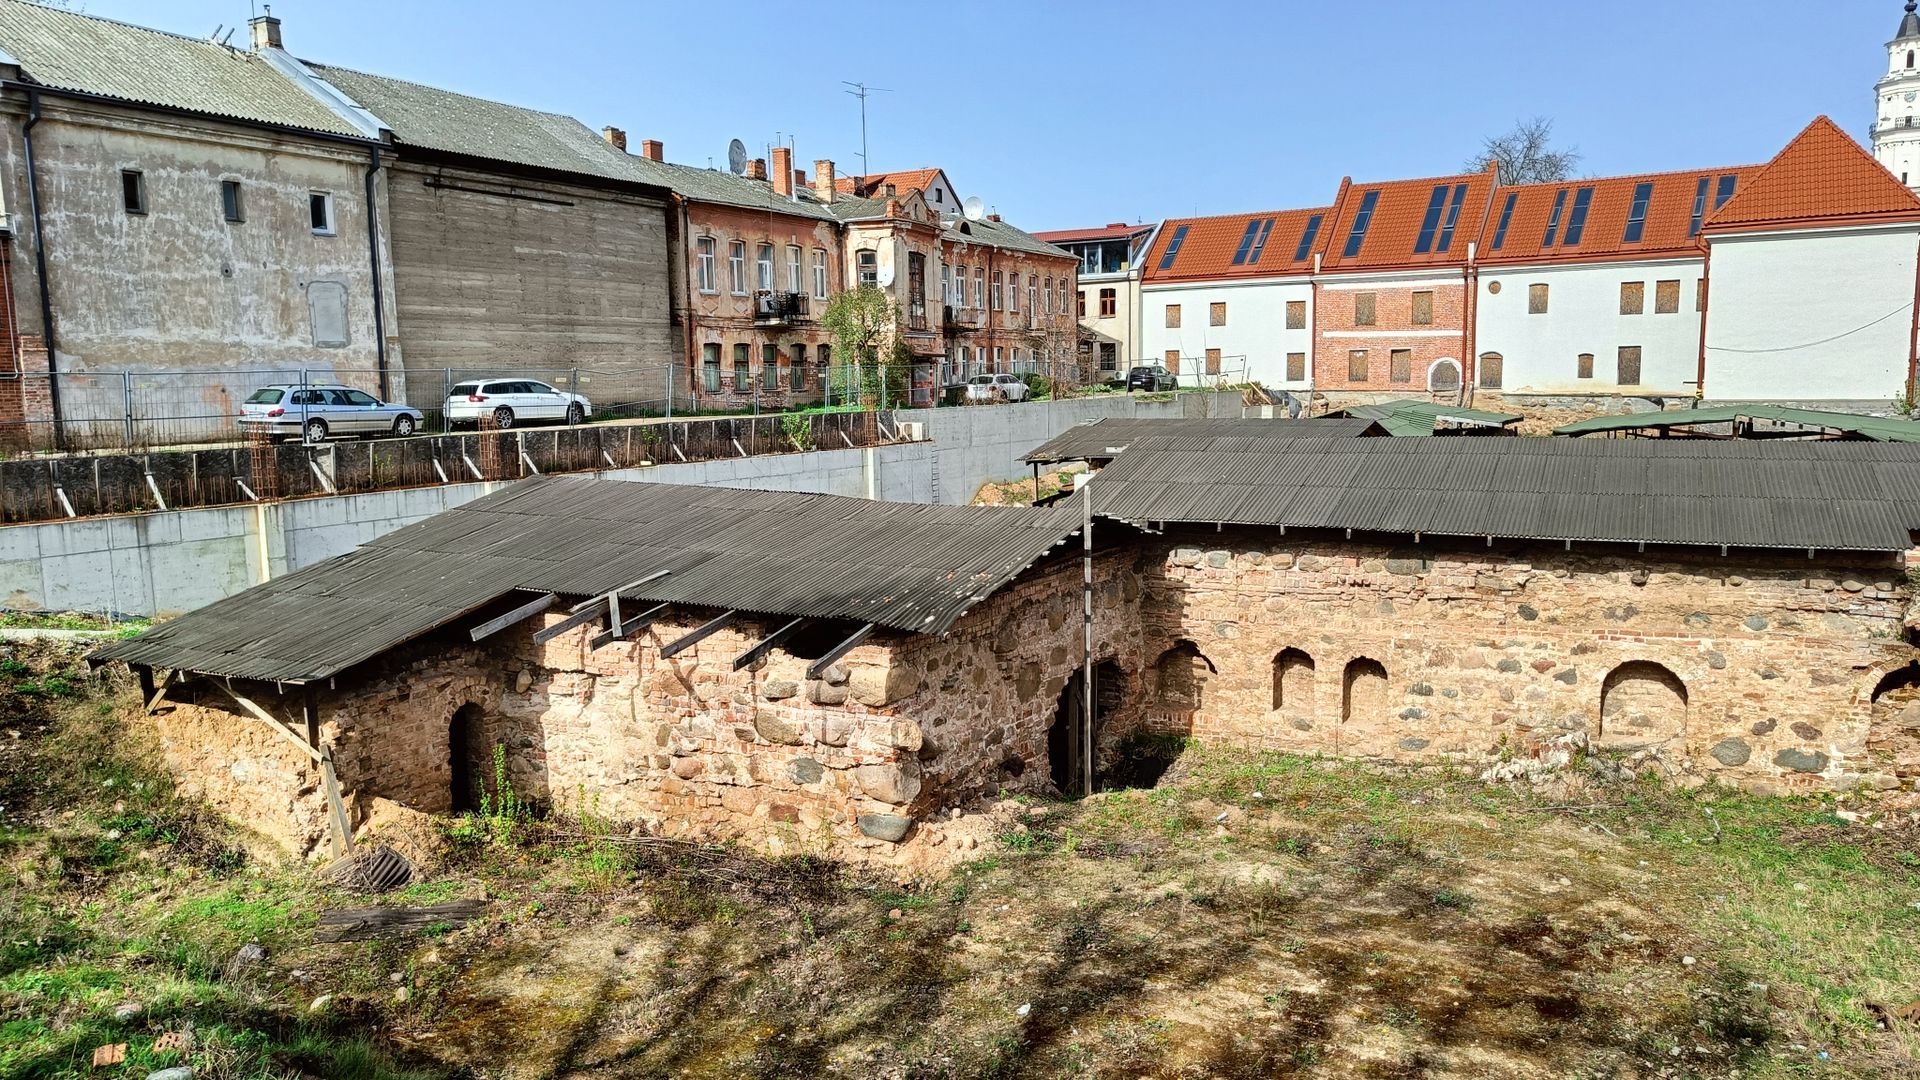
[1467,117,1581,186]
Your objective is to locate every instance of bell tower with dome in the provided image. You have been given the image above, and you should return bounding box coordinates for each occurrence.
[1873,1,1920,189]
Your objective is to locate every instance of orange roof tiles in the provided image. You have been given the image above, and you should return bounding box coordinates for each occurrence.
[1141,207,1332,283]
[1704,116,1920,232]
[1318,168,1497,273]
[1478,164,1765,265]
[834,168,945,197]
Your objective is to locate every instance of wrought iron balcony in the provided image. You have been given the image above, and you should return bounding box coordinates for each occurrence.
[753,290,808,327]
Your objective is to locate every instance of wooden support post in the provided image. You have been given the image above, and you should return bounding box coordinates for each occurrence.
[590,602,668,650]
[658,610,739,659]
[732,617,803,671]
[303,683,321,749]
[804,622,876,679]
[137,665,156,706]
[212,681,321,762]
[320,746,352,858]
[469,593,557,642]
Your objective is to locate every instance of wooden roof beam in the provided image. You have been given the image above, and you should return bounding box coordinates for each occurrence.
[658,610,738,659]
[732,617,804,671]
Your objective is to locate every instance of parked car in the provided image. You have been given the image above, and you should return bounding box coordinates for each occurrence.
[238,384,424,443]
[963,373,1030,403]
[1126,365,1178,392]
[443,379,591,429]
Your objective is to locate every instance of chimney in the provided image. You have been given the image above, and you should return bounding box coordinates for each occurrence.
[601,127,627,153]
[794,168,808,189]
[639,139,664,162]
[771,147,793,198]
[987,213,1001,222]
[746,158,767,181]
[248,11,282,50]
[814,159,835,204]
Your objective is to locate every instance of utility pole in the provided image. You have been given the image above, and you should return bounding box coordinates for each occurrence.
[842,81,891,176]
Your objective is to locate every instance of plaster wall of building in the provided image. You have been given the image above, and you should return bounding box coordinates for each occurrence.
[1139,277,1313,390]
[1476,258,1705,397]
[1075,269,1142,376]
[681,202,840,409]
[1703,225,1919,401]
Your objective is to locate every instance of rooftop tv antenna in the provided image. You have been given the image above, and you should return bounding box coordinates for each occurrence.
[962,195,985,221]
[842,80,891,175]
[726,138,748,176]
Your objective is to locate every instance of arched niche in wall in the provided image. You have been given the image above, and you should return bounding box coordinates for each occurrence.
[1598,661,1688,748]
[1341,656,1388,724]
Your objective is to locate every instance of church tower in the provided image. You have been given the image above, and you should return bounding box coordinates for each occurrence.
[1873,1,1920,189]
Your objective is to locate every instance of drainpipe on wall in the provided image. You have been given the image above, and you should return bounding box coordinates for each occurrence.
[21,88,64,451]
[1907,233,1920,410]
[1694,241,1713,404]
[363,146,390,400]
[1462,242,1478,409]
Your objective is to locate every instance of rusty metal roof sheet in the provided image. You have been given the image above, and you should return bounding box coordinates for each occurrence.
[95,477,1085,683]
[1023,417,1380,464]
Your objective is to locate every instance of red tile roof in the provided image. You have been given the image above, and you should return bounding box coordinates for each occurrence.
[1140,207,1332,283]
[1704,116,1920,232]
[1477,164,1765,265]
[834,168,945,197]
[1318,168,1498,273]
[1031,222,1154,243]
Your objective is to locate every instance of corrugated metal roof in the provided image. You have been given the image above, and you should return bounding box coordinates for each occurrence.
[1554,404,1920,441]
[1024,417,1380,464]
[0,0,365,136]
[95,477,1084,683]
[1087,435,1920,552]
[1322,399,1523,437]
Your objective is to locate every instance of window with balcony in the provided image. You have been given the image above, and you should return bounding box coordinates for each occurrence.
[1099,288,1116,318]
[907,252,926,323]
[696,237,717,293]
[757,244,775,292]
[729,242,747,294]
[787,246,803,294]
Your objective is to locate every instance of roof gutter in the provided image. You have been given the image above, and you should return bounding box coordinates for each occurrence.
[20,87,62,450]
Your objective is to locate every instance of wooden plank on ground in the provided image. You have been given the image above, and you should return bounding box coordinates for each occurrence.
[314,899,486,943]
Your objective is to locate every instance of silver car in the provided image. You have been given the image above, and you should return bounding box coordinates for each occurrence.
[238,384,425,443]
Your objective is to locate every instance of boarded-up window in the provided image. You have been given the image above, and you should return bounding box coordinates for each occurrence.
[1696,278,1707,311]
[1286,352,1306,381]
[1411,291,1433,325]
[1353,292,1376,326]
[1527,283,1549,314]
[1205,348,1222,374]
[1165,349,1180,373]
[1285,300,1306,329]
[1620,281,1645,315]
[307,280,349,348]
[1210,302,1226,326]
[1390,348,1412,383]
[1654,279,1680,314]
[1165,304,1181,328]
[1617,345,1642,385]
[1478,351,1503,389]
[1577,353,1594,378]
[1347,349,1369,382]
[1429,359,1461,391]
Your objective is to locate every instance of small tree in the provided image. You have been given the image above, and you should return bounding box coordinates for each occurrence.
[1466,117,1581,186]
[819,285,901,405]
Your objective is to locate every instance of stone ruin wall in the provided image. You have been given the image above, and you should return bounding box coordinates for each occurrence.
[1128,529,1919,793]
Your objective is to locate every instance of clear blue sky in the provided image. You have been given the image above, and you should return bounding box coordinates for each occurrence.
[81,0,1906,229]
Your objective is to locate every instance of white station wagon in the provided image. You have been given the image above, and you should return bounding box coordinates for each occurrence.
[444,379,591,429]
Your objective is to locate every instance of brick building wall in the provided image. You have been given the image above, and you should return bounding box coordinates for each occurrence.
[1313,280,1470,393]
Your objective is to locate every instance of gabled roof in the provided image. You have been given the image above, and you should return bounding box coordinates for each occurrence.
[1554,404,1920,441]
[1478,164,1765,265]
[304,61,654,186]
[1704,116,1920,233]
[1140,206,1332,283]
[1031,222,1155,244]
[941,215,1074,260]
[835,168,948,198]
[640,157,839,221]
[1319,168,1498,273]
[0,0,364,137]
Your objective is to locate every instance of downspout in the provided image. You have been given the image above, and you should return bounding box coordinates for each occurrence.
[363,146,390,400]
[1907,232,1920,409]
[1462,249,1477,409]
[1694,239,1713,404]
[21,88,64,450]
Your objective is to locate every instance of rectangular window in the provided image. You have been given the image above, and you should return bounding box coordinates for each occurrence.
[1347,349,1369,382]
[787,246,803,294]
[1099,288,1116,317]
[1210,301,1226,326]
[1411,291,1433,325]
[1479,353,1503,389]
[1622,181,1654,243]
[1286,352,1306,381]
[1244,217,1273,263]
[1689,175,1710,237]
[1617,346,1642,385]
[1713,173,1737,210]
[974,268,984,309]
[1528,283,1549,314]
[1292,213,1323,262]
[1099,343,1117,371]
[730,242,748,293]
[812,249,829,298]
[1232,217,1274,265]
[309,192,335,235]
[1341,191,1380,257]
[1696,278,1707,311]
[1490,192,1517,250]
[733,343,750,388]
[696,238,717,293]
[1164,348,1180,373]
[1577,352,1594,379]
[702,343,721,392]
[1540,188,1567,247]
[121,169,146,215]
[1390,348,1412,383]
[1285,300,1305,330]
[762,344,779,390]
[1165,303,1181,328]
[991,272,1003,311]
[1620,280,1645,315]
[1353,292,1376,326]
[1436,183,1469,251]
[1157,224,1189,270]
[1654,279,1680,314]
[1205,348,1222,374]
[1008,274,1018,312]
[1562,186,1594,246]
[790,345,806,389]
[1027,277,1037,314]
[1413,184,1448,254]
[1044,279,1054,314]
[220,179,244,223]
[1077,291,1086,318]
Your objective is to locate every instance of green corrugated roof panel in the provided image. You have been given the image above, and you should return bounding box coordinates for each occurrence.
[1332,399,1522,437]
[1554,405,1920,441]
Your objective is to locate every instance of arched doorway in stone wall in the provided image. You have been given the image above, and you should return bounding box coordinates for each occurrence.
[448,703,486,814]
[1342,657,1388,725]
[1048,659,1130,796]
[1599,662,1687,748]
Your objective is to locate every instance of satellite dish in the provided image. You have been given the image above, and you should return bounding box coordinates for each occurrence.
[726,139,748,176]
[962,195,985,221]
[876,264,895,288]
